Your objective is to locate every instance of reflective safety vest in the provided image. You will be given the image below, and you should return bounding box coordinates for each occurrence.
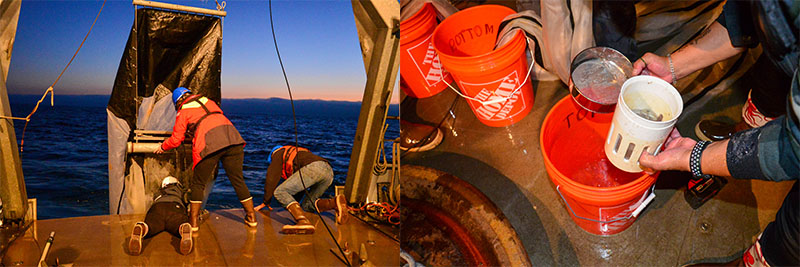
[182,96,222,140]
[162,94,245,169]
[279,145,309,179]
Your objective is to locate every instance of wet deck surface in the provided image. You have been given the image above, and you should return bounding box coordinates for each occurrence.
[3,208,399,266]
[401,50,795,266]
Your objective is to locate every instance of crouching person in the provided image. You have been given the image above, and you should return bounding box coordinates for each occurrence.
[156,87,257,231]
[255,145,347,234]
[128,176,193,256]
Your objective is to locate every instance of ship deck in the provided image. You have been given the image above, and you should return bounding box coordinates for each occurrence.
[401,50,795,266]
[3,208,399,266]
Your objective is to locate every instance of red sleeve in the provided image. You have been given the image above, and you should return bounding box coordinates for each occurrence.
[161,112,188,151]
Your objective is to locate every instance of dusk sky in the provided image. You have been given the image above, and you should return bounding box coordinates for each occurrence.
[7,0,371,101]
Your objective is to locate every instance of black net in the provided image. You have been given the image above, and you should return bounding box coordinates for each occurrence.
[108,8,222,130]
[107,8,222,214]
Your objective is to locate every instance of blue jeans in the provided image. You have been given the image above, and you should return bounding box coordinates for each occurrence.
[274,161,333,212]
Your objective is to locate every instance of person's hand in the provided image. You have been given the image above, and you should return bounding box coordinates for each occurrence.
[254,203,272,211]
[639,128,695,174]
[154,144,165,154]
[632,52,674,83]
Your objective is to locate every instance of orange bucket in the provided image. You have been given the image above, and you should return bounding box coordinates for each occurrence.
[540,96,658,235]
[400,3,453,98]
[432,5,534,127]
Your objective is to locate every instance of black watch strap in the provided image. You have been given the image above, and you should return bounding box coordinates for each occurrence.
[690,140,712,178]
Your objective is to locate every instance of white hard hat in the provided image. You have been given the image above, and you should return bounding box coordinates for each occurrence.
[161,176,180,188]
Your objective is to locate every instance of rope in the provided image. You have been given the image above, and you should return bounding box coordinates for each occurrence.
[396,36,536,156]
[347,202,399,225]
[372,123,389,175]
[214,0,226,11]
[442,36,536,106]
[268,1,349,266]
[0,86,52,122]
[389,139,399,205]
[0,0,107,152]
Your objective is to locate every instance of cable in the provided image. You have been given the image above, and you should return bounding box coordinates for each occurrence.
[399,93,460,160]
[0,0,107,152]
[268,1,349,266]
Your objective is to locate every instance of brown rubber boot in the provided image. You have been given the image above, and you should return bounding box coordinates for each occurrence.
[399,120,443,152]
[315,195,348,224]
[178,222,193,255]
[189,202,202,232]
[315,198,336,212]
[240,198,258,227]
[695,120,750,141]
[128,222,149,256]
[281,202,315,234]
[334,194,348,224]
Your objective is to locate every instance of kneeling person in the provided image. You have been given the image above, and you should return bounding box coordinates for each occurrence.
[255,145,347,234]
[128,176,193,255]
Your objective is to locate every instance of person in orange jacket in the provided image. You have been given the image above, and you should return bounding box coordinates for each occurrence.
[155,87,257,231]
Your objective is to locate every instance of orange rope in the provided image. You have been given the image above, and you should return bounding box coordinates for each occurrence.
[348,202,399,225]
[0,0,106,152]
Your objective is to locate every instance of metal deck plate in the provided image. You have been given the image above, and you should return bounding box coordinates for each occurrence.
[3,208,398,266]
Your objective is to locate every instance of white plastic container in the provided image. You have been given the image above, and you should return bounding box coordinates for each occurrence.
[605,76,683,173]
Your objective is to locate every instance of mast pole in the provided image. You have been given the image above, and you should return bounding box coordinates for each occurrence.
[0,0,28,224]
[345,0,400,204]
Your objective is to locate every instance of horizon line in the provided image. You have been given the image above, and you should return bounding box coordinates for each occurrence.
[6,94,381,103]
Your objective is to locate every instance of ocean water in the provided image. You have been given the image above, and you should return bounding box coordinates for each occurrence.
[9,101,398,219]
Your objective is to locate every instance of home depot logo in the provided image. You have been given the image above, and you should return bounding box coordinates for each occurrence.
[597,190,651,233]
[406,34,450,87]
[460,71,526,121]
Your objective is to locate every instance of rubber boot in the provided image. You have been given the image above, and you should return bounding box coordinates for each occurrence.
[190,202,202,232]
[694,120,744,141]
[315,195,348,224]
[741,90,775,128]
[315,198,336,212]
[178,222,193,255]
[281,202,315,234]
[128,222,149,256]
[399,120,443,152]
[240,198,258,227]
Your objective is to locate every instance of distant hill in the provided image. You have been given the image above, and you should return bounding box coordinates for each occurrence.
[221,98,400,118]
[8,95,399,118]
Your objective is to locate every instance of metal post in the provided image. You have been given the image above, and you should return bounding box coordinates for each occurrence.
[345,0,399,204]
[0,0,26,223]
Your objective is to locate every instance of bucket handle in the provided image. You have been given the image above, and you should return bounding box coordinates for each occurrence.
[555,185,656,224]
[442,37,536,106]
